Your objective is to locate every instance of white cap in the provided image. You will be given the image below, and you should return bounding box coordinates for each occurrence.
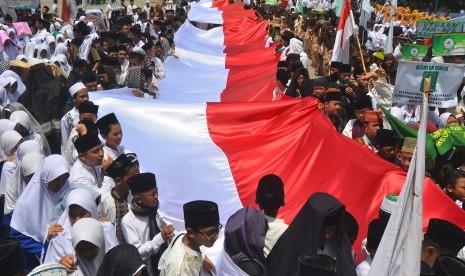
[380,194,398,214]
[69,82,87,97]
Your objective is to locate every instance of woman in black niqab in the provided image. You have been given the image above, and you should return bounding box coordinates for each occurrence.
[96,244,149,276]
[266,192,356,276]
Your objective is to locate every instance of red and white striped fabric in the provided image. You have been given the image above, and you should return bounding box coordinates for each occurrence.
[331,0,355,64]
[159,1,276,102]
[91,2,465,268]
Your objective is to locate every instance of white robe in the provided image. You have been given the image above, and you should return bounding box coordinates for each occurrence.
[98,190,132,225]
[63,128,79,166]
[159,234,209,276]
[264,215,288,257]
[60,107,80,151]
[121,210,173,276]
[70,159,112,194]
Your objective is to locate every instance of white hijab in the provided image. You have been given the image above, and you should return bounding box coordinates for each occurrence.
[0,129,23,160]
[439,112,454,128]
[54,54,70,76]
[36,44,51,61]
[10,155,70,243]
[0,119,15,135]
[53,43,68,57]
[61,25,74,40]
[12,140,42,169]
[24,41,36,59]
[71,218,106,276]
[4,152,44,214]
[0,70,26,94]
[10,110,33,135]
[44,189,98,263]
[56,33,66,44]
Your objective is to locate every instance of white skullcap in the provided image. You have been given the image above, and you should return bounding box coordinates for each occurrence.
[431,56,444,63]
[380,194,398,214]
[69,82,86,97]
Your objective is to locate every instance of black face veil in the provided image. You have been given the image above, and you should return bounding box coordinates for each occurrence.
[266,192,356,276]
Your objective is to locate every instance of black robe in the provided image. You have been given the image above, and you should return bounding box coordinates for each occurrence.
[266,192,356,276]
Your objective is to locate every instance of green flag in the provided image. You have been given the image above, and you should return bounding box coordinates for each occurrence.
[333,0,344,17]
[430,125,465,155]
[381,107,437,163]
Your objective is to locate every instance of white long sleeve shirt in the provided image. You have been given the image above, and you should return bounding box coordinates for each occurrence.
[122,210,173,276]
[70,159,112,194]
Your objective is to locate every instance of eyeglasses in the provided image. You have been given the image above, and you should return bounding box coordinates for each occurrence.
[195,224,223,239]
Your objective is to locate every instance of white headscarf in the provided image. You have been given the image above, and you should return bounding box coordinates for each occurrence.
[0,70,26,94]
[0,119,15,135]
[61,25,74,40]
[24,41,36,59]
[0,129,23,160]
[439,112,454,128]
[4,152,44,215]
[71,218,106,276]
[10,155,70,243]
[36,44,51,61]
[56,33,66,44]
[44,188,99,263]
[53,43,68,57]
[10,110,33,135]
[15,54,27,62]
[13,140,42,167]
[53,54,70,76]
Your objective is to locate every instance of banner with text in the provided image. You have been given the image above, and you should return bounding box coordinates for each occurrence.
[432,32,465,56]
[7,0,40,8]
[393,61,465,108]
[401,44,429,60]
[417,20,465,38]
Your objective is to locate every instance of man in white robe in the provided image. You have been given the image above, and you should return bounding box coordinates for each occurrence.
[70,133,111,194]
[60,82,89,155]
[159,200,219,276]
[121,173,176,275]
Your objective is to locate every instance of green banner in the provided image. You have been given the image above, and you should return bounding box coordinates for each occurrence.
[401,44,429,60]
[382,107,465,162]
[417,20,465,38]
[430,125,465,155]
[432,32,465,56]
[265,0,277,5]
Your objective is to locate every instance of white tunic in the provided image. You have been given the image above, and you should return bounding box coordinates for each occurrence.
[342,119,356,138]
[122,210,173,276]
[70,159,112,194]
[60,107,79,151]
[159,234,209,276]
[98,190,132,225]
[63,128,79,166]
[264,215,288,257]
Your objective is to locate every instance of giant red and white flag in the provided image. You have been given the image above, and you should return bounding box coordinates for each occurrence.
[331,0,356,64]
[90,2,465,268]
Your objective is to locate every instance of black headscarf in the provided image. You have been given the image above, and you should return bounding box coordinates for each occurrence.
[97,244,149,276]
[266,192,356,276]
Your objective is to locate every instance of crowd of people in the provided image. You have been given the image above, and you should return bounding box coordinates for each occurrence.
[0,0,464,275]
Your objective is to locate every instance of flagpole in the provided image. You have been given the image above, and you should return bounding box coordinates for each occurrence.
[354,25,367,72]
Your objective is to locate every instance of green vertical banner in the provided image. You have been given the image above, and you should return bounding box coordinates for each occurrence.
[299,0,303,13]
[333,0,344,17]
[432,32,465,56]
[401,44,429,60]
